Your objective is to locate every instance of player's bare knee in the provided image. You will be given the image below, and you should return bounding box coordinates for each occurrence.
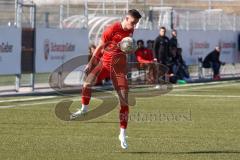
[83,82,91,88]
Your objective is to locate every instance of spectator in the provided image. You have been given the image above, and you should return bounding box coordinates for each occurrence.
[170,47,190,82]
[203,46,225,80]
[135,39,156,83]
[146,40,154,50]
[169,29,178,48]
[154,26,170,65]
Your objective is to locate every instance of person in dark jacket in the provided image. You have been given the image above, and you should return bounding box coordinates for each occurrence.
[169,29,178,48]
[172,47,190,80]
[203,46,225,80]
[154,26,170,65]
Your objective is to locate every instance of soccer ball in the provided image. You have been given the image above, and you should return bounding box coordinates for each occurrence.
[119,37,135,54]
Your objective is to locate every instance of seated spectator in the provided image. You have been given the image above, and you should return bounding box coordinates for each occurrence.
[203,46,225,80]
[135,40,157,83]
[169,47,190,83]
[146,40,154,50]
[175,48,190,80]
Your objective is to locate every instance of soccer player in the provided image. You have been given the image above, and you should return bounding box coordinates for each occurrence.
[71,9,142,149]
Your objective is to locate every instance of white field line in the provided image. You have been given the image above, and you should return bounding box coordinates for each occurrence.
[0,106,16,109]
[9,98,81,108]
[6,92,240,108]
[173,80,240,88]
[0,96,57,103]
[172,82,239,92]
[0,98,79,108]
[164,94,240,98]
[0,81,239,108]
[0,80,238,103]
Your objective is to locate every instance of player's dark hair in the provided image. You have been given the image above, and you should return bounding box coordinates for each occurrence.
[128,9,142,19]
[137,39,144,45]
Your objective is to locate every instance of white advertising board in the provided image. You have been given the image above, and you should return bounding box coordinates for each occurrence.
[0,27,21,75]
[178,30,238,64]
[35,28,88,73]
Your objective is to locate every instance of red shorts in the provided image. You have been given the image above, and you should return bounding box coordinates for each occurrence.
[90,55,128,90]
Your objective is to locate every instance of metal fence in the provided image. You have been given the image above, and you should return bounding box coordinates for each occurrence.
[0,1,15,27]
[173,9,240,31]
[0,0,240,31]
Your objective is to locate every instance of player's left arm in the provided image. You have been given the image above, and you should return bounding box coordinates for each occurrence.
[86,40,105,72]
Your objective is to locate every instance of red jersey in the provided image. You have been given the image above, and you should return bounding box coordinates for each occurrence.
[101,21,133,70]
[135,48,154,63]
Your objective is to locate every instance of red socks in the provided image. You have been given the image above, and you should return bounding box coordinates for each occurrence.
[81,87,91,105]
[82,87,129,129]
[119,106,129,129]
